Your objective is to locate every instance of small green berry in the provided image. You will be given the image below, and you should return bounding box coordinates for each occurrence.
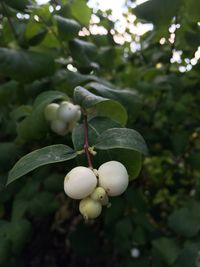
[79,197,102,220]
[90,187,106,201]
[44,103,59,121]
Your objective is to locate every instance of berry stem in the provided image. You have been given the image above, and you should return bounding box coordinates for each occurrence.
[82,109,93,169]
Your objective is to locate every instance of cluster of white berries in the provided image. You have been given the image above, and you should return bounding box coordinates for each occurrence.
[44,101,81,136]
[64,161,129,220]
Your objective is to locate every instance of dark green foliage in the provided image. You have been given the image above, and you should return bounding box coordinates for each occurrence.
[0,0,200,266]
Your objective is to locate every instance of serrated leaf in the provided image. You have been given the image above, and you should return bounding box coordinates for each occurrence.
[7,145,77,184]
[0,48,55,83]
[95,128,148,155]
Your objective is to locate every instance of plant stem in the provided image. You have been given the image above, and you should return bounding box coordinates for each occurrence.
[1,1,18,40]
[82,109,93,169]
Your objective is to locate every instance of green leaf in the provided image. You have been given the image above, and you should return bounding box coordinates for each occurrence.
[0,219,32,255]
[0,81,18,106]
[171,131,189,155]
[168,200,200,237]
[25,18,47,46]
[72,117,121,167]
[11,199,28,220]
[0,143,21,172]
[15,179,40,200]
[104,198,125,225]
[152,238,180,266]
[175,242,200,267]
[72,118,141,179]
[108,149,142,180]
[95,101,127,127]
[33,90,67,107]
[69,38,97,66]
[7,145,77,185]
[89,116,122,135]
[0,237,11,264]
[52,69,101,96]
[72,118,143,179]
[29,29,47,46]
[44,173,64,192]
[87,82,142,121]
[185,0,200,22]
[17,90,67,141]
[188,152,200,170]
[8,219,32,255]
[25,18,45,40]
[4,0,30,11]
[0,175,7,191]
[0,48,55,83]
[11,105,32,122]
[70,0,92,25]
[54,15,81,41]
[114,218,133,252]
[72,123,97,152]
[69,223,99,256]
[72,117,121,150]
[74,86,127,125]
[29,192,58,217]
[134,0,181,28]
[95,128,148,155]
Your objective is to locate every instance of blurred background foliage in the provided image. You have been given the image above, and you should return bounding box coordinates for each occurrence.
[0,0,200,266]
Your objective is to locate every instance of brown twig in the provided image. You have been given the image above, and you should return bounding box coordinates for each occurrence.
[82,109,93,169]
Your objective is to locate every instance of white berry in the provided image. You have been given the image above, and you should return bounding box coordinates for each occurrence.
[50,119,68,136]
[57,102,80,123]
[64,167,97,199]
[130,248,140,258]
[79,197,102,220]
[98,161,129,196]
[44,103,59,121]
[74,109,81,121]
